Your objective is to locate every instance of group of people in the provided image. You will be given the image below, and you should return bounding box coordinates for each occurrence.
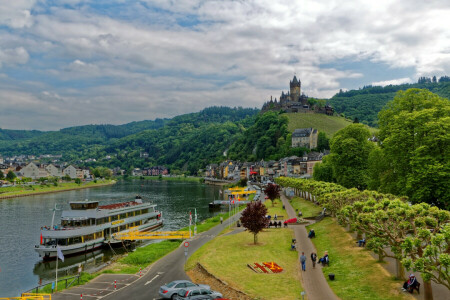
[268,221,282,228]
[300,251,329,271]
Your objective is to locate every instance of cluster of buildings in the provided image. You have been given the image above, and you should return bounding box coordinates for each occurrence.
[131,166,169,177]
[204,151,327,182]
[0,162,92,181]
[261,76,334,115]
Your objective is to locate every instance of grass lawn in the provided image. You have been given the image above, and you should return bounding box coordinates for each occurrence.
[285,113,377,137]
[186,228,302,300]
[265,199,286,219]
[307,218,413,300]
[289,197,322,218]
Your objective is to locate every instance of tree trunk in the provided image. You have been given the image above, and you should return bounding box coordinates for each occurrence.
[395,259,405,280]
[423,280,433,300]
[356,231,363,240]
[377,251,384,262]
[254,233,257,244]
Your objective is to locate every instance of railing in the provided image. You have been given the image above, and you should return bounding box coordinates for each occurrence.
[0,293,51,300]
[23,275,80,294]
[114,230,191,240]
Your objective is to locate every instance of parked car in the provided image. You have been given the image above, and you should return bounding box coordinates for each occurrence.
[174,287,223,300]
[159,280,210,299]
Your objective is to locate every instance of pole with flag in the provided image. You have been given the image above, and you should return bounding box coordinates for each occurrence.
[194,208,197,235]
[55,245,64,291]
[189,211,192,238]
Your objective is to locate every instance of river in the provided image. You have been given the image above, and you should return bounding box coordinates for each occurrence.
[0,179,221,296]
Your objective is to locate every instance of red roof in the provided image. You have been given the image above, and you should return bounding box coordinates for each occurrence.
[98,201,140,210]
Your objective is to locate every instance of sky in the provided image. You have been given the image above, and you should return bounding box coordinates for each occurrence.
[0,0,449,130]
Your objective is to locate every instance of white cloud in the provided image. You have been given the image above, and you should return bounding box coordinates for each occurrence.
[371,77,412,87]
[0,0,449,130]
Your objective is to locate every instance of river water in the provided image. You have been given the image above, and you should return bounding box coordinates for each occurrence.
[0,179,221,296]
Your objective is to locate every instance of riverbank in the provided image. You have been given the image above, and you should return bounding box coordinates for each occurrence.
[0,180,116,200]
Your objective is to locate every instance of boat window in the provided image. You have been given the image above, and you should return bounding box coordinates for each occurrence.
[57,239,68,246]
[111,227,118,234]
[96,218,104,225]
[135,210,141,216]
[73,237,82,244]
[111,215,119,221]
[141,209,148,214]
[119,225,126,231]
[119,213,127,219]
[127,212,133,217]
[84,234,94,241]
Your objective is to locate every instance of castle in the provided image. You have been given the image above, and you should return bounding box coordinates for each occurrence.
[261,75,334,115]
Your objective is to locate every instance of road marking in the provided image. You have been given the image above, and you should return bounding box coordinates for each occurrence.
[145,274,160,285]
[157,272,165,275]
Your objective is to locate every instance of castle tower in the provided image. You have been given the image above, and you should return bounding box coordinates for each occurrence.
[290,75,301,102]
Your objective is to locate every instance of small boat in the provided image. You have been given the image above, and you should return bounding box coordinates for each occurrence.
[35,196,163,260]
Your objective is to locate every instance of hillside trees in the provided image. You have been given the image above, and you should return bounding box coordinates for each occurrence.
[377,89,450,209]
[328,124,373,189]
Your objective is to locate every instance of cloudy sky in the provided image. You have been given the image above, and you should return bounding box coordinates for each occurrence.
[0,0,449,130]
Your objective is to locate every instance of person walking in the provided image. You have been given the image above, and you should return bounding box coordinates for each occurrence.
[311,252,317,268]
[220,216,223,224]
[300,252,307,271]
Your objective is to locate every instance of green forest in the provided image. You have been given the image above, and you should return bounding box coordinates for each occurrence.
[329,76,450,127]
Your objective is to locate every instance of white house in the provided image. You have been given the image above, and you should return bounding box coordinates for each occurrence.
[20,162,41,179]
[63,165,78,179]
[45,164,62,177]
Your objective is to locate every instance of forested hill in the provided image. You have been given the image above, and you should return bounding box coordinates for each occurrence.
[329,76,450,127]
[0,107,259,173]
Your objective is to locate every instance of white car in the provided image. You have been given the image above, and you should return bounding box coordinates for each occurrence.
[159,280,210,299]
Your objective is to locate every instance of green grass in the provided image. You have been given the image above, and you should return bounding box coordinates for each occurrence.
[306,218,412,300]
[186,228,302,300]
[265,199,286,220]
[285,113,376,137]
[38,272,98,293]
[289,197,322,218]
[0,180,115,197]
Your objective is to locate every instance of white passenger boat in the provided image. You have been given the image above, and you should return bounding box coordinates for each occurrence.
[35,196,163,260]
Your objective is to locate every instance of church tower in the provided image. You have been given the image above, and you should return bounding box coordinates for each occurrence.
[290,75,301,102]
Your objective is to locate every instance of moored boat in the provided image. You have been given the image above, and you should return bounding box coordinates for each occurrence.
[35,196,163,260]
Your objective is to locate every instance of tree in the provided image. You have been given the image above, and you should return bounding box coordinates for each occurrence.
[0,171,4,180]
[378,88,450,208]
[75,178,81,184]
[264,183,281,207]
[329,124,374,189]
[6,170,16,182]
[313,156,334,182]
[316,132,330,151]
[240,201,269,244]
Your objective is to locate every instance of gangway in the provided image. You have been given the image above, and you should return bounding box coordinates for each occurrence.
[113,230,191,241]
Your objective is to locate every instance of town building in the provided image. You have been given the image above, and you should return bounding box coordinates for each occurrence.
[292,128,318,149]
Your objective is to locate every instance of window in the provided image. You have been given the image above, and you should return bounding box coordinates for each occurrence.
[119,213,126,219]
[191,290,200,296]
[111,215,118,221]
[175,283,185,288]
[185,282,196,287]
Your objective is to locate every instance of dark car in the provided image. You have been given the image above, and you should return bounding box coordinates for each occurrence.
[174,287,223,300]
[159,280,210,299]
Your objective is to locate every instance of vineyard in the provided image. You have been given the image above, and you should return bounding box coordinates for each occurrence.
[275,177,450,300]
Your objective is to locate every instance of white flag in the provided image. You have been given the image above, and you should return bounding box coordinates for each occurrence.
[56,245,64,262]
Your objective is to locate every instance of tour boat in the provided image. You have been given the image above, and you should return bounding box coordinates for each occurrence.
[35,196,163,260]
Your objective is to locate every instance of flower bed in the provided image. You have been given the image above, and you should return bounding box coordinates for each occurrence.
[248,262,283,273]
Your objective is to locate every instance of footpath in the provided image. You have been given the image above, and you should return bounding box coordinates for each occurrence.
[281,193,339,300]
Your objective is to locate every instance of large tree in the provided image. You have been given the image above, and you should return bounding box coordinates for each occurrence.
[6,170,16,182]
[378,88,450,208]
[240,201,269,244]
[328,124,374,189]
[264,183,281,207]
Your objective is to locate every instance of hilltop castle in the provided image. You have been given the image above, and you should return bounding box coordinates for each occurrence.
[261,75,334,115]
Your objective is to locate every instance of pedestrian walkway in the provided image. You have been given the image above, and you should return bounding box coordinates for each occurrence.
[281,193,339,300]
